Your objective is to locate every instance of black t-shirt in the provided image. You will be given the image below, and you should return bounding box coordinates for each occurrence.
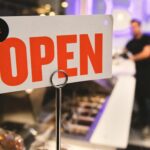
[126,34,150,72]
[126,34,150,97]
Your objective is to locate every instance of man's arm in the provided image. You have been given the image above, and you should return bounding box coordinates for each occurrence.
[129,45,150,61]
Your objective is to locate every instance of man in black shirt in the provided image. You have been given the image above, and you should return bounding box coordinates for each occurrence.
[126,19,150,136]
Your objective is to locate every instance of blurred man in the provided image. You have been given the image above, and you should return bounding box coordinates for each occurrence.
[125,19,150,137]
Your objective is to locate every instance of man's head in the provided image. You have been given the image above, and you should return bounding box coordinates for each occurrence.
[130,19,142,38]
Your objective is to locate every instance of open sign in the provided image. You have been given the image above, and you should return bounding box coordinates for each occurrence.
[0,15,113,93]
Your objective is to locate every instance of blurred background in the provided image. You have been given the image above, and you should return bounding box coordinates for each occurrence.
[0,0,150,52]
[0,0,150,150]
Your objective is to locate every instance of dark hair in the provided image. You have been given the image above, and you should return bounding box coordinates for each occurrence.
[131,19,141,26]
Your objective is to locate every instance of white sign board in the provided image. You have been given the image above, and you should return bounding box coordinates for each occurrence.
[0,15,113,93]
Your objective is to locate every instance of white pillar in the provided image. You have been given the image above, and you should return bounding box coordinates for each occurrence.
[129,0,144,20]
[80,0,93,15]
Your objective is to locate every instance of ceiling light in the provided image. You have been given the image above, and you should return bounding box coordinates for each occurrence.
[61,1,69,8]
[40,14,46,16]
[49,11,56,16]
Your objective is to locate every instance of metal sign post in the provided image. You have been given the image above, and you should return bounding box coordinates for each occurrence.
[50,70,68,150]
